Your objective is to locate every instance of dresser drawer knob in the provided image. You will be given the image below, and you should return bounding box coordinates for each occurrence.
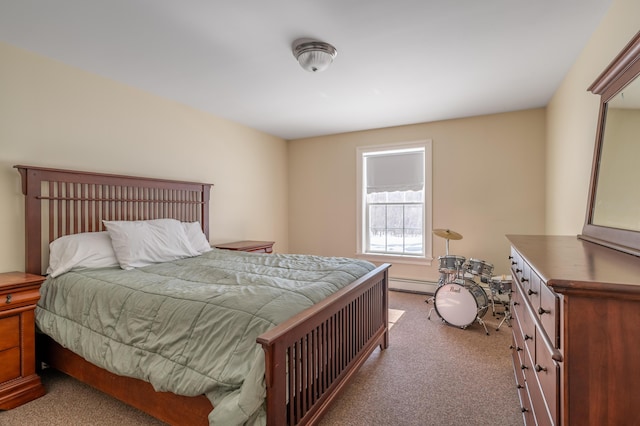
[508,256,514,260]
[509,344,523,352]
[524,334,533,341]
[527,289,537,295]
[516,384,524,389]
[516,268,522,273]
[521,364,528,370]
[513,301,520,306]
[538,307,551,315]
[521,407,529,413]
[5,294,11,304]
[535,364,547,373]
[521,277,529,283]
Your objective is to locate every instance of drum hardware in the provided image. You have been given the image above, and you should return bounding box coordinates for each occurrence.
[489,275,513,331]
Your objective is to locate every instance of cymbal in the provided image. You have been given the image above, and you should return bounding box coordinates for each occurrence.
[433,228,463,240]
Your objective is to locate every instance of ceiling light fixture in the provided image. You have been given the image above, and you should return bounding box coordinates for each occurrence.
[292,40,337,73]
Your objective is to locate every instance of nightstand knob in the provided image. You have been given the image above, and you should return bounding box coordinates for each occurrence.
[5,293,11,304]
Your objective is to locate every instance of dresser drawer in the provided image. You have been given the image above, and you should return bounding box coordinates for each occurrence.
[0,315,20,352]
[517,301,536,357]
[520,261,532,296]
[510,249,524,279]
[511,321,526,384]
[0,346,21,383]
[512,339,532,424]
[526,269,541,311]
[518,380,534,425]
[539,283,559,348]
[535,327,560,425]
[511,334,526,390]
[511,278,527,327]
[526,375,554,426]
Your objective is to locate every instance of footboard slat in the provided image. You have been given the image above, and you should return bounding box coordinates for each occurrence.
[258,264,390,426]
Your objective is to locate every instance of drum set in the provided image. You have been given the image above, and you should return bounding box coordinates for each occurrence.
[427,229,513,335]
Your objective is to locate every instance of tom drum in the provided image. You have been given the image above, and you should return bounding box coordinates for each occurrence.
[489,276,513,294]
[438,255,466,273]
[466,258,494,281]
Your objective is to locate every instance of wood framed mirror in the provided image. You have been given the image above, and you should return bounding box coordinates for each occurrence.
[579,31,640,255]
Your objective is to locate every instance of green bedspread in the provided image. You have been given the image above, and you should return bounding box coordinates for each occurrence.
[36,249,376,425]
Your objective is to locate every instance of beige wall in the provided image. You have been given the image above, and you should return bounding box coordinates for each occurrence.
[3,0,637,282]
[288,109,546,283]
[545,0,640,234]
[0,42,289,272]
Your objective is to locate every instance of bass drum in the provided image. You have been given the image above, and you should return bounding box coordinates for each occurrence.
[434,279,489,328]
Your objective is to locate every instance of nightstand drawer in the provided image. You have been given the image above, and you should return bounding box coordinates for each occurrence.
[0,287,41,311]
[0,315,20,352]
[0,347,21,383]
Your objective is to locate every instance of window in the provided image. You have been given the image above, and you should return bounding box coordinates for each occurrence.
[357,141,432,264]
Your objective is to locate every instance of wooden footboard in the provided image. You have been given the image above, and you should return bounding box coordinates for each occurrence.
[258,263,390,425]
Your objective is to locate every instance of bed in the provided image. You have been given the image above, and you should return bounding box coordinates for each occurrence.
[15,165,390,426]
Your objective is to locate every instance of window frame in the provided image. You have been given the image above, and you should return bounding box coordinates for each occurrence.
[356,140,433,265]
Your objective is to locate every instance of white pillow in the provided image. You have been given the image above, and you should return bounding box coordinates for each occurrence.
[182,221,212,254]
[47,231,119,278]
[103,218,201,270]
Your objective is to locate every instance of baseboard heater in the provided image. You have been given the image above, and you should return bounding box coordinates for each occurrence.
[389,278,438,295]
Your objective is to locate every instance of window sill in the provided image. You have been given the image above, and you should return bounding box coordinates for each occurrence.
[356,253,433,266]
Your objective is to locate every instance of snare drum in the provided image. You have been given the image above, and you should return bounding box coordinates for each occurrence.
[438,255,466,273]
[466,258,494,280]
[433,278,489,328]
[489,276,513,294]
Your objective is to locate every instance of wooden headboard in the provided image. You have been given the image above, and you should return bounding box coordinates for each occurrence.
[15,165,212,275]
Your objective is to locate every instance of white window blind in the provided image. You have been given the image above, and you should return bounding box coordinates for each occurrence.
[365,151,425,193]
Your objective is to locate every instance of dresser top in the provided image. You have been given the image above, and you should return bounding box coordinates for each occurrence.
[506,235,640,295]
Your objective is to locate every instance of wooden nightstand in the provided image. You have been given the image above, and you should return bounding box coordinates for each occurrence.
[0,272,46,410]
[214,240,275,254]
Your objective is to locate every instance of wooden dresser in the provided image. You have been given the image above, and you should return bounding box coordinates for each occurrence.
[507,235,640,425]
[0,272,46,409]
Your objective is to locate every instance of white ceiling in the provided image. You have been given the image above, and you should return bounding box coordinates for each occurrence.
[0,0,612,140]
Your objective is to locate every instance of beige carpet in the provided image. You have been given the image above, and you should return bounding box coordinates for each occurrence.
[388,308,405,328]
[0,291,523,426]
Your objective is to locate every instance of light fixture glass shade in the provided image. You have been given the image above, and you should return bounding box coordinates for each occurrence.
[293,41,337,72]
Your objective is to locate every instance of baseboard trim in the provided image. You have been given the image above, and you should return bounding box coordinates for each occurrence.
[389,278,437,295]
